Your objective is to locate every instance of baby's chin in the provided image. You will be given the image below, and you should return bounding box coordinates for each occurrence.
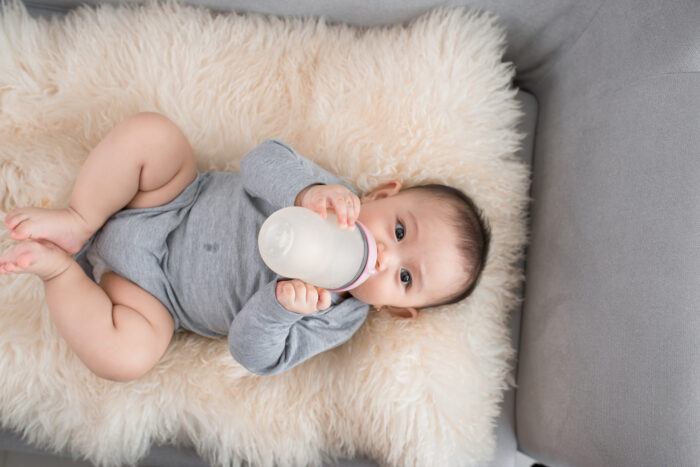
[346,286,364,302]
[346,279,377,305]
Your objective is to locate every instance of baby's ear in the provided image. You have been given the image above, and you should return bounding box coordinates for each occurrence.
[381,305,418,319]
[363,181,402,202]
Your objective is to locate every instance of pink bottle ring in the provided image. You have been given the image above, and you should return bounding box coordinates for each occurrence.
[328,220,377,293]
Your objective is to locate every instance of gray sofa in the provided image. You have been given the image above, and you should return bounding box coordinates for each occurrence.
[2,0,698,466]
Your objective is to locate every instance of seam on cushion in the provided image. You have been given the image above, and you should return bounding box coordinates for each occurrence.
[527,0,607,85]
[625,70,700,86]
[594,70,700,102]
[638,71,700,77]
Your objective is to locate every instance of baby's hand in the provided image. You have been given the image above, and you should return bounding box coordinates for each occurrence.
[276,279,332,315]
[296,184,361,229]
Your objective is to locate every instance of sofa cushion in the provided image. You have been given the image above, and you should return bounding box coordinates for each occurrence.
[516,0,700,465]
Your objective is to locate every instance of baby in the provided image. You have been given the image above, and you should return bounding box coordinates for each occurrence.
[0,112,490,381]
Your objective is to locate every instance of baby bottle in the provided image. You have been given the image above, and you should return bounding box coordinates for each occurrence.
[257,206,377,292]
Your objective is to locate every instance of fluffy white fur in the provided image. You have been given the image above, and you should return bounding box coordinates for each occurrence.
[0,1,529,465]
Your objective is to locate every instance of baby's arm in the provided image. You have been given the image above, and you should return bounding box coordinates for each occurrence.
[228,279,369,376]
[240,139,358,213]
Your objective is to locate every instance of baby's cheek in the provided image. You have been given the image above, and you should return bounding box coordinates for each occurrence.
[349,275,381,304]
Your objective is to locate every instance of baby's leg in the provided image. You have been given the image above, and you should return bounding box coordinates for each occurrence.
[48,266,175,382]
[2,112,194,380]
[0,241,174,382]
[5,112,197,254]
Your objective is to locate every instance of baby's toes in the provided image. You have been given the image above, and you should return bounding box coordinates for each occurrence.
[16,252,34,269]
[0,248,16,266]
[0,252,20,273]
[6,215,34,239]
[8,219,33,240]
[5,209,27,230]
[0,242,62,279]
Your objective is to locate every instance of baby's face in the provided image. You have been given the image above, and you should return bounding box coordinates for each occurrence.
[348,182,465,311]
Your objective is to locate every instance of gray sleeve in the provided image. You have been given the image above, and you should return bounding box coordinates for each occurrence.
[228,280,370,376]
[239,139,357,210]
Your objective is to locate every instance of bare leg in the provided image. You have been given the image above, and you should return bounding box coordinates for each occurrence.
[5,112,197,254]
[1,112,196,381]
[0,241,174,382]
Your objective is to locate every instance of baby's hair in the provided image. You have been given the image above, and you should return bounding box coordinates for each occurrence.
[404,183,491,307]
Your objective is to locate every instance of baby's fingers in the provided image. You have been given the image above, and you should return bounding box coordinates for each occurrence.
[306,285,318,306]
[332,196,350,229]
[351,195,361,227]
[276,281,296,306]
[342,193,361,228]
[312,196,328,219]
[317,289,331,310]
[333,194,361,229]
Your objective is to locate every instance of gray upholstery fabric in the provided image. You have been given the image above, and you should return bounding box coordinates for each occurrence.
[517,0,700,466]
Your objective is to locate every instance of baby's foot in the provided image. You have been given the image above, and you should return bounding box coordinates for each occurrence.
[0,240,73,281]
[4,206,93,255]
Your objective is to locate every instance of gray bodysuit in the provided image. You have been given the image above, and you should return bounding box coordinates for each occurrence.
[74,139,370,376]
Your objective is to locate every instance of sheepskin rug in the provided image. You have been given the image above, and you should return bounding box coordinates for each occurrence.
[0,1,530,465]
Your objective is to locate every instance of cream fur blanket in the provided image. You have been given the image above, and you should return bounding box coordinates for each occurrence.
[0,1,529,465]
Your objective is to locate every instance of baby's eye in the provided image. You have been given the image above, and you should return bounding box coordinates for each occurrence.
[395,221,405,241]
[400,268,412,287]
